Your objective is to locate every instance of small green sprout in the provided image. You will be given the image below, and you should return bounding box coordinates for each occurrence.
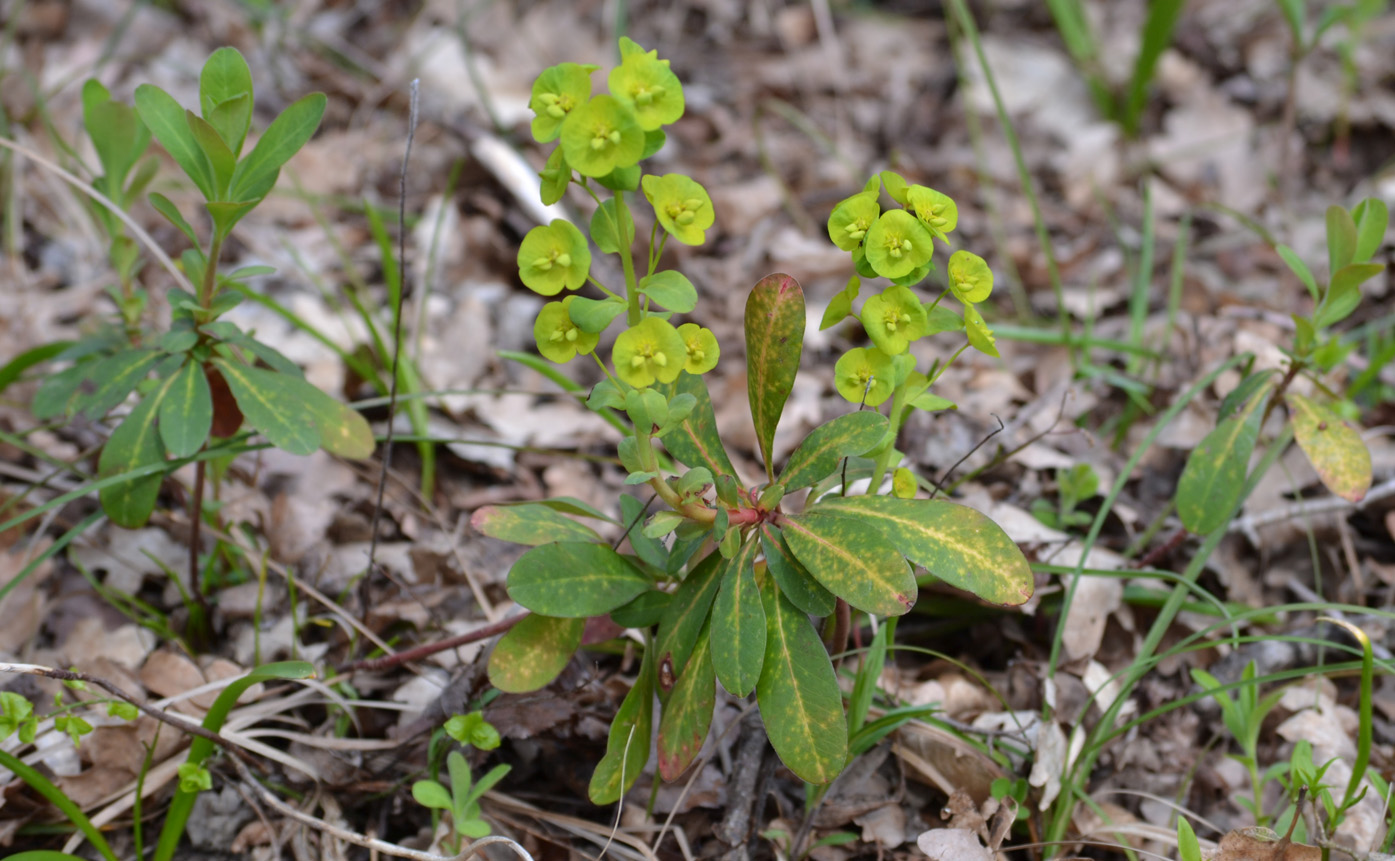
[177,762,213,793]
[535,297,600,363]
[0,692,38,743]
[677,323,719,374]
[860,285,929,355]
[835,347,894,406]
[529,62,596,143]
[412,751,511,849]
[609,37,684,130]
[862,209,934,280]
[517,219,591,295]
[560,95,644,177]
[613,317,686,387]
[642,173,714,245]
[444,711,502,751]
[948,250,993,304]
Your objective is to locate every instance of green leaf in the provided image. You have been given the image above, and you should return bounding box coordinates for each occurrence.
[507,543,650,617]
[819,276,860,331]
[149,192,199,245]
[1326,204,1358,274]
[157,360,213,458]
[812,496,1034,606]
[657,371,737,477]
[412,779,453,811]
[1275,0,1305,43]
[199,48,253,151]
[84,94,150,197]
[759,525,836,616]
[620,494,667,570]
[710,535,765,697]
[589,643,654,804]
[229,92,327,203]
[654,551,724,683]
[487,614,584,693]
[1351,198,1388,263]
[470,503,601,545]
[1288,393,1372,503]
[1176,383,1270,533]
[1315,263,1383,329]
[134,84,216,200]
[1277,244,1319,303]
[657,618,715,780]
[185,111,235,198]
[610,589,672,628]
[588,198,634,254]
[781,511,915,616]
[212,359,320,455]
[205,200,260,241]
[1177,817,1202,861]
[745,273,805,476]
[756,568,847,785]
[80,349,161,420]
[0,341,72,399]
[567,295,627,334]
[98,390,168,528]
[779,411,888,491]
[638,271,698,313]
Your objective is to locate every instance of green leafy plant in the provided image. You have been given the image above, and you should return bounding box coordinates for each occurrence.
[1030,463,1100,530]
[412,750,512,852]
[1175,198,1387,535]
[25,47,374,637]
[1191,661,1289,823]
[473,38,1034,802]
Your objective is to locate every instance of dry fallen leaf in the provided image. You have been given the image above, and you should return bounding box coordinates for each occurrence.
[917,827,993,861]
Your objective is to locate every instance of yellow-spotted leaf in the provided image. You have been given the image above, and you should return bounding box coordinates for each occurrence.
[780,511,915,616]
[157,360,213,458]
[746,273,805,476]
[1177,383,1270,534]
[779,411,888,491]
[589,643,654,804]
[654,550,723,677]
[710,535,764,697]
[1289,393,1372,503]
[212,359,319,455]
[488,614,584,693]
[470,503,601,545]
[813,495,1032,606]
[758,525,835,616]
[507,543,650,617]
[756,568,847,785]
[657,619,715,780]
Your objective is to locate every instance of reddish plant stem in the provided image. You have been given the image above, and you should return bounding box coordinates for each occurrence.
[339,613,527,673]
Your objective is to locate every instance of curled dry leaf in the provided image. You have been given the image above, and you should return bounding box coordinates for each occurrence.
[916,827,993,861]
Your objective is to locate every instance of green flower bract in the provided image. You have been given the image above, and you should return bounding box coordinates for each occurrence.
[948,250,993,304]
[859,285,928,355]
[536,297,600,362]
[963,304,999,357]
[863,210,933,280]
[560,95,644,178]
[613,317,686,387]
[642,173,714,246]
[677,323,719,374]
[907,185,957,243]
[827,193,880,252]
[517,219,590,296]
[834,347,894,406]
[608,38,684,131]
[530,63,595,143]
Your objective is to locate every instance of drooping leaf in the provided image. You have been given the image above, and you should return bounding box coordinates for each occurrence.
[781,511,915,616]
[149,192,199,245]
[1277,245,1319,303]
[1289,393,1372,503]
[658,619,715,780]
[470,503,601,545]
[157,360,213,458]
[1176,383,1270,534]
[756,568,847,785]
[134,84,216,200]
[507,543,650,617]
[620,493,667,570]
[779,411,888,491]
[589,643,654,804]
[758,525,835,616]
[229,92,327,203]
[654,551,723,684]
[745,273,805,476]
[812,495,1033,606]
[98,391,168,528]
[657,371,737,477]
[710,535,765,697]
[212,359,319,455]
[487,614,584,693]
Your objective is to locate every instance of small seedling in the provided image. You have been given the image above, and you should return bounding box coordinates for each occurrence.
[1030,463,1099,530]
[1191,661,1288,823]
[412,750,511,851]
